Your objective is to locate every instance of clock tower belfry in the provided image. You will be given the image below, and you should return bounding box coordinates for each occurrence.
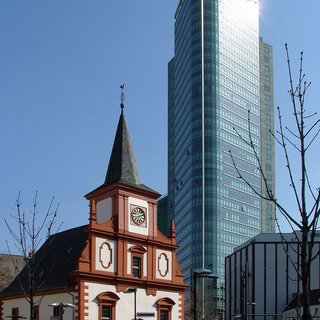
[77,93,185,320]
[84,101,160,238]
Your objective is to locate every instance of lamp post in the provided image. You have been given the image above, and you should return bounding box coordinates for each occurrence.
[193,268,218,320]
[124,287,137,320]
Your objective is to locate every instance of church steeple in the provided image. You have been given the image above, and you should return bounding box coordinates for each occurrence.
[86,86,159,198]
[104,103,141,186]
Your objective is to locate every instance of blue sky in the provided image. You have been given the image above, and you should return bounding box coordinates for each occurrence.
[1,1,319,253]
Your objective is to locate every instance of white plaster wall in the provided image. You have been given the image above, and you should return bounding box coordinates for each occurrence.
[95,237,117,272]
[127,243,147,277]
[2,292,76,320]
[156,249,172,281]
[128,197,149,235]
[96,198,112,223]
[85,281,181,320]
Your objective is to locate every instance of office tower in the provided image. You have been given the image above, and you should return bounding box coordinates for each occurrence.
[259,38,276,233]
[167,0,274,313]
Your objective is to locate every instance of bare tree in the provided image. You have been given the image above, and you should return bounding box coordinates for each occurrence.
[229,45,320,320]
[186,282,224,320]
[4,191,61,320]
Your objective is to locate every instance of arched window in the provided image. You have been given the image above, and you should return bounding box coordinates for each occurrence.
[97,292,120,320]
[156,297,175,320]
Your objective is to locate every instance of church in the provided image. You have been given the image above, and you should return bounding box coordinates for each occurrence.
[0,98,186,320]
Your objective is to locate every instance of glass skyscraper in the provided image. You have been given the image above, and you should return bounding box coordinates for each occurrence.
[166,0,274,314]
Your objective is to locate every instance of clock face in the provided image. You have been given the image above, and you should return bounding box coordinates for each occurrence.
[131,207,146,226]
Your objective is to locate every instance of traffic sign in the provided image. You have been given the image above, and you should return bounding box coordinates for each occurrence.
[136,312,155,317]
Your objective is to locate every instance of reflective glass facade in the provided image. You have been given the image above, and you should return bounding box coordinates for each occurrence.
[167,0,272,312]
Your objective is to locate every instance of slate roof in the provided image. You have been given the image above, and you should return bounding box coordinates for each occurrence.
[0,225,88,297]
[87,108,159,196]
[105,108,141,186]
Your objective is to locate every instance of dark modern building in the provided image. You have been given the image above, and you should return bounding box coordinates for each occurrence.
[166,0,275,313]
[225,232,320,320]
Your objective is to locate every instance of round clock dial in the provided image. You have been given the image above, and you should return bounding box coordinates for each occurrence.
[131,207,146,226]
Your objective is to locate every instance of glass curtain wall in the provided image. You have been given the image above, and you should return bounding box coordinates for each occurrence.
[168,0,262,314]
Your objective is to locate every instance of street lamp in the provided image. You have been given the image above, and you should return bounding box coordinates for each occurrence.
[124,287,137,320]
[193,268,218,320]
[48,302,75,320]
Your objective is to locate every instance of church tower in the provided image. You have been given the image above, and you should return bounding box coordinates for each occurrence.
[77,97,186,320]
[0,92,185,320]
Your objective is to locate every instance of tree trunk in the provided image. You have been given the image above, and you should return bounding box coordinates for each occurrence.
[301,228,311,320]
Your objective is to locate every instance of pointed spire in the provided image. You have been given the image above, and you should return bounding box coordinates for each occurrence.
[104,85,141,186]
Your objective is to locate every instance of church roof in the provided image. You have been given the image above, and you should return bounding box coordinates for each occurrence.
[86,104,159,197]
[0,225,88,297]
[105,108,141,186]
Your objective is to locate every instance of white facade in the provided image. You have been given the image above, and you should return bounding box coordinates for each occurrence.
[1,289,184,320]
[84,283,182,320]
[2,292,76,320]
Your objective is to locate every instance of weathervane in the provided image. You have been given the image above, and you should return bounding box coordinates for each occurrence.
[120,83,125,111]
